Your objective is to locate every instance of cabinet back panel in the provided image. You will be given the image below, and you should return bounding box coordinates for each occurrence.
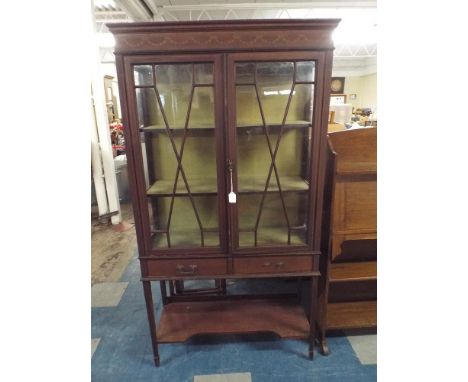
[150,133,218,181]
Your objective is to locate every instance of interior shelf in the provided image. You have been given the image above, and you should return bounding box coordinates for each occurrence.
[147,175,308,196]
[140,121,311,133]
[157,298,310,343]
[239,175,308,193]
[151,226,307,248]
[326,301,377,330]
[237,121,311,130]
[239,226,306,247]
[329,261,377,282]
[140,123,214,132]
[152,229,220,249]
[147,178,217,196]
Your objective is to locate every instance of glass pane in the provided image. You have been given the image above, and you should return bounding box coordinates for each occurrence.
[296,61,315,82]
[237,193,307,247]
[150,196,219,248]
[194,63,213,84]
[135,88,160,128]
[236,63,255,84]
[235,61,314,248]
[134,65,153,86]
[134,63,220,250]
[236,85,262,127]
[190,86,215,128]
[286,84,314,125]
[155,64,192,128]
[257,62,294,125]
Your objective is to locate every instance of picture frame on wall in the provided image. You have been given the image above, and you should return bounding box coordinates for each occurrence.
[331,77,345,94]
[330,94,347,105]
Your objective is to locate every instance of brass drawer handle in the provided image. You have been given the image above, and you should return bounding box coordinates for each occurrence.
[275,261,285,268]
[176,264,198,275]
[263,261,272,267]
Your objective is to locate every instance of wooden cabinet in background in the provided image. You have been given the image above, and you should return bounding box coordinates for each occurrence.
[109,19,340,366]
[317,127,377,354]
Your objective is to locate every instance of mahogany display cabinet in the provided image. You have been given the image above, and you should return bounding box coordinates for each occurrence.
[108,19,340,366]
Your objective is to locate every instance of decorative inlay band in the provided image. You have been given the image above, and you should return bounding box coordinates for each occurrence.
[114,29,334,53]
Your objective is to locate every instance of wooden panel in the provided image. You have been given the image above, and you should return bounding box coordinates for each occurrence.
[234,255,313,275]
[328,128,377,263]
[145,258,227,278]
[333,239,377,262]
[330,261,377,282]
[328,123,345,133]
[328,280,377,303]
[108,20,339,54]
[328,128,377,174]
[157,298,309,343]
[326,301,377,330]
[342,180,377,231]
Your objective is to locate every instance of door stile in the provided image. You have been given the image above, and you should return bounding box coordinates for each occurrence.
[225,54,240,255]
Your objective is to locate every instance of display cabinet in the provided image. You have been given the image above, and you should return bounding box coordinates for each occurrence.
[109,19,339,366]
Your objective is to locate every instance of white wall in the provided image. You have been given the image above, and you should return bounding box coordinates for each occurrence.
[343,73,377,111]
[359,73,377,111]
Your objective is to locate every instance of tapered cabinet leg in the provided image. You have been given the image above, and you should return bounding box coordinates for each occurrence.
[215,279,227,295]
[175,280,184,294]
[309,276,319,360]
[142,281,160,367]
[168,280,175,296]
[160,280,168,306]
[317,327,329,355]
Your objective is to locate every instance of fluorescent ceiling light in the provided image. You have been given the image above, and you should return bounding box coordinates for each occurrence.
[94,0,116,7]
[333,23,377,44]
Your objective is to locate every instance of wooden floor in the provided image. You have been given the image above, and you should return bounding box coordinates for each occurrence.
[157,298,310,343]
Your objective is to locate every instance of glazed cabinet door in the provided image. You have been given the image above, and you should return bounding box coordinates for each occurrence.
[124,54,227,255]
[226,52,326,253]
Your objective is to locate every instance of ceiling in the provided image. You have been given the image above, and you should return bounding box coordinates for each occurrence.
[94,0,377,76]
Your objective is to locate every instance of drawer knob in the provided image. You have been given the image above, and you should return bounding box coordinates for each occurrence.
[276,261,285,268]
[263,261,272,267]
[176,264,198,275]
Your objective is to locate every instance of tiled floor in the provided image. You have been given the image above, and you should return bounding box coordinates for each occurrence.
[92,252,377,382]
[194,372,252,382]
[92,338,101,358]
[91,282,128,308]
[346,333,377,365]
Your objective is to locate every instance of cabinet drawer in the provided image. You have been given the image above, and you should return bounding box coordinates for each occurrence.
[145,258,227,278]
[234,255,313,275]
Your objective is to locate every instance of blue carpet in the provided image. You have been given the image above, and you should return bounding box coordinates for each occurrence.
[92,253,376,381]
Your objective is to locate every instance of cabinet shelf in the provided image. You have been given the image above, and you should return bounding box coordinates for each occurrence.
[140,121,311,133]
[147,175,309,196]
[141,124,214,132]
[157,298,310,343]
[151,226,307,249]
[237,121,311,130]
[326,301,377,330]
[239,175,309,193]
[147,178,218,196]
[239,226,306,247]
[329,261,377,282]
[152,229,220,249]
